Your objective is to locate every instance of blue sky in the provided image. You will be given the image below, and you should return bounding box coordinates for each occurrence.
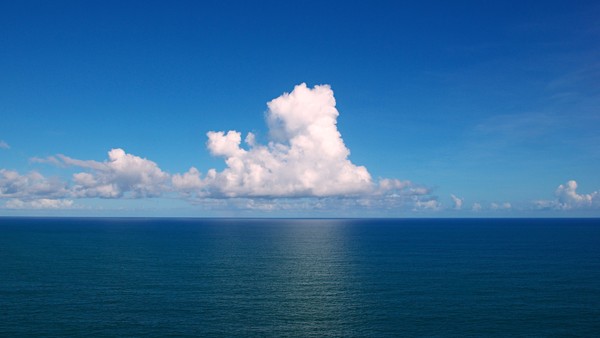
[1,0,599,216]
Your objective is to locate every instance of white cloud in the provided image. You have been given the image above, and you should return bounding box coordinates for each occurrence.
[535,180,598,210]
[555,180,597,209]
[4,198,74,209]
[376,178,411,193]
[30,156,64,166]
[2,83,441,213]
[0,169,68,199]
[168,83,439,210]
[472,202,482,212]
[197,83,373,197]
[450,194,463,210]
[0,140,9,149]
[172,167,205,194]
[58,148,170,198]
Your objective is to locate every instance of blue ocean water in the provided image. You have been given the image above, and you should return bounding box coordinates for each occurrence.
[1,218,599,336]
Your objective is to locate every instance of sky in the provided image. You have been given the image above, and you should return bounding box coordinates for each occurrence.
[1,0,599,217]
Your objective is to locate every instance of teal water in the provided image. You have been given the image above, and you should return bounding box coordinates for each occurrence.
[1,218,599,336]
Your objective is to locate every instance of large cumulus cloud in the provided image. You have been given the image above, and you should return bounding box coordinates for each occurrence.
[199,83,372,197]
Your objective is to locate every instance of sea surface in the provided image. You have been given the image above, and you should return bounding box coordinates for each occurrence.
[1,218,599,336]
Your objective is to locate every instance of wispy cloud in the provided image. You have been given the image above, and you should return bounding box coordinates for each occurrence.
[450,194,463,210]
[0,140,9,150]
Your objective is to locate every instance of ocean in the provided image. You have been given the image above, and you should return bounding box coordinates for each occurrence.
[1,218,599,336]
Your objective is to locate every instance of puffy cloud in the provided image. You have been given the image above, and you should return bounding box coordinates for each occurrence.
[199,83,372,197]
[172,167,205,194]
[450,194,463,210]
[167,83,440,210]
[555,180,597,209]
[2,83,441,213]
[0,140,9,149]
[472,203,482,212]
[0,169,68,199]
[376,178,411,192]
[535,180,598,210]
[3,154,166,202]
[58,148,170,198]
[4,198,74,209]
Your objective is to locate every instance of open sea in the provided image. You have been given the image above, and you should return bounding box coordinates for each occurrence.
[1,218,599,336]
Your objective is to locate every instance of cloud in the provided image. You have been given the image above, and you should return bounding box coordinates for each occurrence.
[0,140,9,149]
[535,180,598,210]
[172,167,205,194]
[450,194,463,210]
[30,156,64,167]
[2,151,171,202]
[57,149,170,198]
[472,202,482,212]
[0,169,68,199]
[1,83,440,213]
[414,199,441,211]
[168,83,439,210]
[197,83,372,197]
[555,180,597,209]
[4,198,74,209]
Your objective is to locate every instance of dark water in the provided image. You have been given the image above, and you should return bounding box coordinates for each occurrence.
[1,218,599,336]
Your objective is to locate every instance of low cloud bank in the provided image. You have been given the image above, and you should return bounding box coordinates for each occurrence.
[5,198,73,209]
